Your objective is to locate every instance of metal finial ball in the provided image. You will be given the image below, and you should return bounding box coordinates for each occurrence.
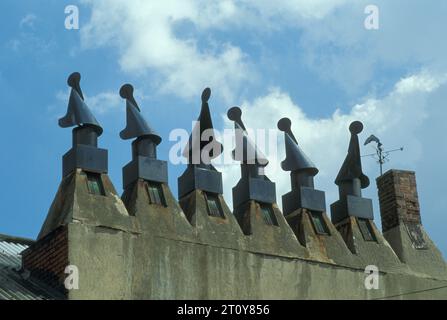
[67,72,81,88]
[227,106,242,121]
[277,118,292,132]
[349,121,363,134]
[201,88,211,103]
[119,84,134,100]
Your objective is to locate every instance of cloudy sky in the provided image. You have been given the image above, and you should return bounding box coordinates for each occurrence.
[0,0,446,257]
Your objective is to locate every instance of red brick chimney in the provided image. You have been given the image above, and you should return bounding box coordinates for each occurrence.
[376,170,421,233]
[22,226,68,292]
[376,169,446,278]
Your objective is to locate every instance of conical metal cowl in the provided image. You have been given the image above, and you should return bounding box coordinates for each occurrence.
[58,72,103,136]
[228,107,269,167]
[335,121,369,188]
[182,88,223,163]
[278,118,318,175]
[119,84,161,145]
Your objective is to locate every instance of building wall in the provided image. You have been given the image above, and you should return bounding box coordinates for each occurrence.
[66,223,447,299]
[22,170,447,300]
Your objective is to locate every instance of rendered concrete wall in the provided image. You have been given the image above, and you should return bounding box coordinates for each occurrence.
[29,171,447,300]
[66,222,447,300]
[67,223,136,300]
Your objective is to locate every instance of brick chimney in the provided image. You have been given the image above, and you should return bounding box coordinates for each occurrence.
[376,169,446,278]
[376,170,421,232]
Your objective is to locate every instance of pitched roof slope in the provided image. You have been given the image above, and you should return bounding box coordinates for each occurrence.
[0,234,64,300]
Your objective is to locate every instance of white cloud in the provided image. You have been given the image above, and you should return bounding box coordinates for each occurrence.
[85,91,122,114]
[19,13,37,28]
[80,1,447,99]
[80,0,254,102]
[395,72,447,95]
[295,1,447,93]
[241,0,352,21]
[79,0,357,101]
[218,71,447,218]
[7,14,53,54]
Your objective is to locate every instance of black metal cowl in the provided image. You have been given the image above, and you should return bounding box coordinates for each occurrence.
[335,121,370,188]
[228,107,268,167]
[119,84,161,145]
[182,88,223,164]
[278,117,318,175]
[59,72,103,136]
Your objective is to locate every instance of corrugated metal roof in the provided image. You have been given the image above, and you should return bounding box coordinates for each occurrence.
[0,235,65,300]
[0,240,28,269]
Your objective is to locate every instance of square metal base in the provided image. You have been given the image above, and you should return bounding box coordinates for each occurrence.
[62,145,108,178]
[282,187,326,216]
[232,177,276,209]
[330,195,373,224]
[178,165,223,198]
[123,156,168,189]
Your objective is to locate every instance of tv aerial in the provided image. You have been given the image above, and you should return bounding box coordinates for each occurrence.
[362,134,403,176]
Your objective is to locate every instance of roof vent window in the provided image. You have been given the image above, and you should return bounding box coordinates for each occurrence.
[204,192,225,218]
[357,218,377,242]
[310,211,330,235]
[86,172,105,196]
[146,182,167,207]
[260,203,278,226]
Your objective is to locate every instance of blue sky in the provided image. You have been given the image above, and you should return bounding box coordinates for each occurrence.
[0,0,446,257]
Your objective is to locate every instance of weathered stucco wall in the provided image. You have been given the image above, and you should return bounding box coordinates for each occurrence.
[27,171,446,300]
[67,223,447,300]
